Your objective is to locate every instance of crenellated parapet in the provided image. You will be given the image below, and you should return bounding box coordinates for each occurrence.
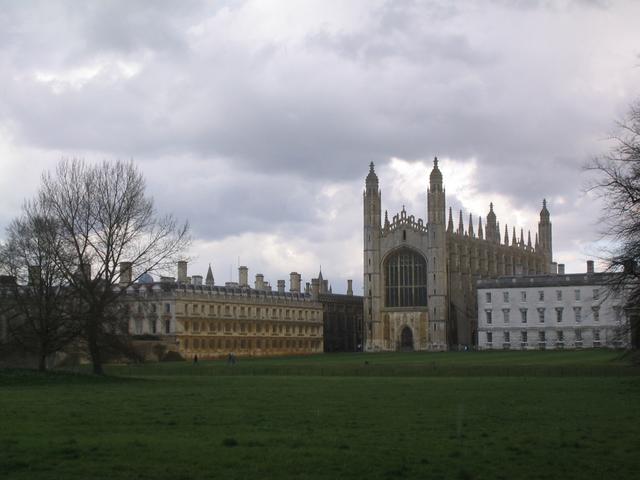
[382,205,428,235]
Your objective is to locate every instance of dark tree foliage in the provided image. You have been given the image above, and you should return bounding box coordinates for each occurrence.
[589,99,640,348]
[38,159,189,374]
[0,201,77,371]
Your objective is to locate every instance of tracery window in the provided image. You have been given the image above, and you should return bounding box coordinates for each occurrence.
[384,250,427,307]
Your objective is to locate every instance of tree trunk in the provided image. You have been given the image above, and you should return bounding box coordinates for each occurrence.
[38,352,47,372]
[88,318,104,375]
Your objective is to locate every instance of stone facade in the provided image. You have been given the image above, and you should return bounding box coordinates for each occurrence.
[125,264,323,359]
[477,265,631,350]
[363,158,554,351]
[306,273,364,352]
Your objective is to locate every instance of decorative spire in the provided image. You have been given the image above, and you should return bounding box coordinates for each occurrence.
[535,232,539,249]
[487,202,495,219]
[384,210,390,229]
[205,263,214,286]
[527,230,532,249]
[318,267,323,282]
[365,162,379,191]
[447,207,454,233]
[458,210,464,235]
[540,198,550,219]
[520,228,525,247]
[504,224,509,245]
[512,226,517,246]
[486,202,496,242]
[429,156,443,189]
[478,217,484,240]
[468,213,474,237]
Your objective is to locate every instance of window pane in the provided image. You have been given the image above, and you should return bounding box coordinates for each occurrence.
[384,250,427,307]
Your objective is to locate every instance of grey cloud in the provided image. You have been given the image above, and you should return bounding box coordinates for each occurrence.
[0,0,639,280]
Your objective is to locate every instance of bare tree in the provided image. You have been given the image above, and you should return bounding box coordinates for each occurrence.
[0,200,77,371]
[588,99,640,348]
[39,159,189,374]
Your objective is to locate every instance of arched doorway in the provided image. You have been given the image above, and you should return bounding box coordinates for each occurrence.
[400,326,414,351]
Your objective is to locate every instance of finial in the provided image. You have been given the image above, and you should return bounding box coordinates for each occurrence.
[447,207,454,233]
[490,202,494,212]
[542,198,546,208]
[402,204,405,212]
[434,156,438,167]
[369,162,375,173]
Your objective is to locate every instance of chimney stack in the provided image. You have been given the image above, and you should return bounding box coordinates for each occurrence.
[558,264,565,275]
[289,272,301,293]
[177,260,188,283]
[255,273,264,290]
[119,262,132,286]
[587,260,594,274]
[311,278,320,300]
[239,266,248,287]
[347,279,353,296]
[192,275,203,287]
[277,280,285,294]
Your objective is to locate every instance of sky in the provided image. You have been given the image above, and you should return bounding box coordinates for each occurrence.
[0,0,639,295]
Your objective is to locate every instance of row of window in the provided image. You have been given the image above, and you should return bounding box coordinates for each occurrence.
[127,303,172,315]
[486,329,601,344]
[181,303,319,321]
[132,319,171,335]
[183,337,322,351]
[130,302,320,322]
[484,306,611,324]
[485,288,601,304]
[183,320,320,336]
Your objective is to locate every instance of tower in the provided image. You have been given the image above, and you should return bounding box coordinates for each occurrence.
[363,162,382,350]
[426,157,448,348]
[538,199,553,272]
[485,203,498,243]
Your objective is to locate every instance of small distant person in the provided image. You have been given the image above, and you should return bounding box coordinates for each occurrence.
[227,352,233,365]
[193,354,198,364]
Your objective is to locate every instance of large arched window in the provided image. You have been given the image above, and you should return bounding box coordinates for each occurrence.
[384,250,427,307]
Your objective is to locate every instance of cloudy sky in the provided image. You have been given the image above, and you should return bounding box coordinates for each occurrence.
[0,0,639,294]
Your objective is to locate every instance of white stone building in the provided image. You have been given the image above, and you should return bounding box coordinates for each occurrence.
[477,262,630,350]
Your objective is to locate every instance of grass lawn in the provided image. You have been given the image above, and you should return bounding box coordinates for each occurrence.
[1,350,639,480]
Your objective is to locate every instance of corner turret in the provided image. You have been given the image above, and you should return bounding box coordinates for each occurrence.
[537,198,553,271]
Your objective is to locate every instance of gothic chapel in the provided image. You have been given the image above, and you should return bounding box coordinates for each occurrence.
[363,158,554,351]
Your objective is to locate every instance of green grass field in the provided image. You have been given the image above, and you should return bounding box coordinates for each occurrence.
[1,350,639,480]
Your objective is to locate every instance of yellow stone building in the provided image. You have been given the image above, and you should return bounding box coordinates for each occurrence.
[125,263,323,360]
